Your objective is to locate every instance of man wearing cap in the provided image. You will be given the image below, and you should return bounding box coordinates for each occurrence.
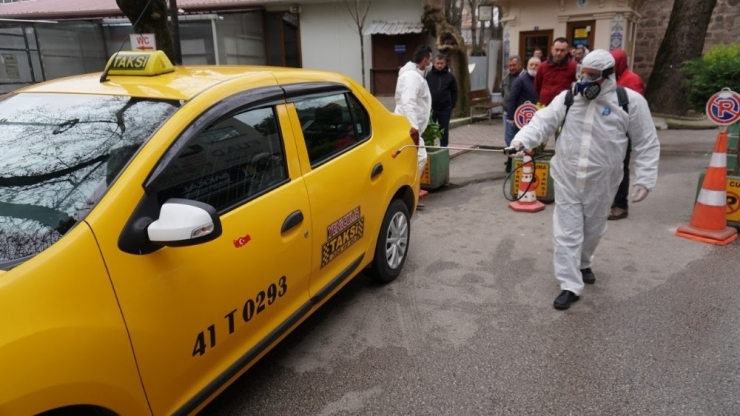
[509,50,660,310]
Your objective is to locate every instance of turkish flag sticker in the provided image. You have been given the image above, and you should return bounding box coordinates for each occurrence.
[233,234,252,248]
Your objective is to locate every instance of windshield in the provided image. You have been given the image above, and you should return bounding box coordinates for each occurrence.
[0,93,180,267]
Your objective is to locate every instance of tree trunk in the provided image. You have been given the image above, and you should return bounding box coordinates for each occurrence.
[644,0,717,116]
[468,0,479,55]
[116,0,176,63]
[423,0,470,118]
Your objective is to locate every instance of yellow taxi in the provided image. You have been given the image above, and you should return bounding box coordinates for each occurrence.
[0,51,420,415]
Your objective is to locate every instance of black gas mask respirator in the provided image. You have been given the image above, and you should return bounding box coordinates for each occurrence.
[573,67,614,100]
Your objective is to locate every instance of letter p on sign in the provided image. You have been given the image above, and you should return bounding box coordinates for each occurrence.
[130,33,157,51]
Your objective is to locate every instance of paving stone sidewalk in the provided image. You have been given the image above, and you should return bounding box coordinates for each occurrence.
[446,118,507,158]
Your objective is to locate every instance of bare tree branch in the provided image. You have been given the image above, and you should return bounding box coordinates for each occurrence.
[344,0,373,87]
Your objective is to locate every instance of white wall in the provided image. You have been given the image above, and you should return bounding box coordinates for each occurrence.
[299,0,423,88]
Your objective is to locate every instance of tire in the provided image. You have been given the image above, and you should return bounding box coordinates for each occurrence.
[367,199,410,283]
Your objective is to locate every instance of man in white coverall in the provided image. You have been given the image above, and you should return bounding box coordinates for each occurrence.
[509,50,660,310]
[394,45,433,207]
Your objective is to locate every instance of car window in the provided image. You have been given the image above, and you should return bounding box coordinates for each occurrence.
[151,106,287,213]
[0,93,179,266]
[294,93,371,167]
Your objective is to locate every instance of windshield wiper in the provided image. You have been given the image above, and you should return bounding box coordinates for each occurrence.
[0,254,35,271]
[0,201,75,233]
[0,153,109,188]
[52,118,80,135]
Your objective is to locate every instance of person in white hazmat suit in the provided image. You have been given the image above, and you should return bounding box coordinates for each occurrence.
[509,50,660,310]
[394,45,433,207]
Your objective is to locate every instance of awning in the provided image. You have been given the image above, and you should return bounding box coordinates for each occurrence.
[363,21,425,36]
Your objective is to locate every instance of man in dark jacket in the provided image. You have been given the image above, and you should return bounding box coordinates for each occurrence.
[426,53,458,147]
[534,37,577,105]
[505,56,541,172]
[608,48,646,220]
[501,55,525,171]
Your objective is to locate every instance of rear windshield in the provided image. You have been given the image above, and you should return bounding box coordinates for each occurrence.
[0,93,180,268]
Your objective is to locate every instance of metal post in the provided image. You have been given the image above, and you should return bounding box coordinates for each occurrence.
[169,0,182,64]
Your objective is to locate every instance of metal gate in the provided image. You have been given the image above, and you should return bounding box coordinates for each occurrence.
[0,24,44,94]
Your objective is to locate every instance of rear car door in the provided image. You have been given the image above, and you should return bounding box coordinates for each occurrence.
[90,87,313,415]
[283,84,387,300]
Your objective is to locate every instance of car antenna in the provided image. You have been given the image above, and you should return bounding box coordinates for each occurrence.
[100,0,157,83]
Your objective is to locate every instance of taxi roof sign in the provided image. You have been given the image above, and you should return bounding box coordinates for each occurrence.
[103,51,175,78]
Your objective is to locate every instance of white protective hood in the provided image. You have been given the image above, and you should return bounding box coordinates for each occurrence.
[394,61,432,173]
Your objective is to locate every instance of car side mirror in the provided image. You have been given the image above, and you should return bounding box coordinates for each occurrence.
[147,199,222,247]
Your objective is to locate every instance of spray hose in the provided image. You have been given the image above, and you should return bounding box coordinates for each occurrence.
[390,144,551,203]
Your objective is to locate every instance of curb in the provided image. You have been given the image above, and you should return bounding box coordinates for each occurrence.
[450,117,473,129]
[652,114,717,130]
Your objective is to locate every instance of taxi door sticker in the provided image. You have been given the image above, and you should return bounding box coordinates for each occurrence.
[321,206,364,268]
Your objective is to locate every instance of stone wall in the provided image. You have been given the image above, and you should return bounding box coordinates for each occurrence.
[634,0,740,82]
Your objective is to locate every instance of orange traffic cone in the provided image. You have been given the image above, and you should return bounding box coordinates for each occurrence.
[676,130,738,245]
[509,154,546,213]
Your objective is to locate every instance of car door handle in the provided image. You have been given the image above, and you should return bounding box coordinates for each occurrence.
[371,163,383,179]
[281,210,304,234]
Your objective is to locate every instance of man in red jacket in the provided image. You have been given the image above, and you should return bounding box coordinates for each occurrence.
[611,49,644,95]
[534,37,578,105]
[608,48,646,220]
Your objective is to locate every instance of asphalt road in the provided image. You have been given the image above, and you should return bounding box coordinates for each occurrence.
[201,129,740,415]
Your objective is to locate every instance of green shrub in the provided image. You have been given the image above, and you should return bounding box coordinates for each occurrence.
[421,112,443,147]
[681,43,740,113]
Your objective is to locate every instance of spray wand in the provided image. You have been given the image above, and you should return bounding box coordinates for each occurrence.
[391,145,521,159]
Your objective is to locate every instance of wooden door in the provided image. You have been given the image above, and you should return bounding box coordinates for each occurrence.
[370,33,427,96]
[566,20,596,52]
[519,30,553,61]
[264,11,302,67]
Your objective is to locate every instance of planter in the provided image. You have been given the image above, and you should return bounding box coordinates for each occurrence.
[510,154,554,203]
[420,148,450,190]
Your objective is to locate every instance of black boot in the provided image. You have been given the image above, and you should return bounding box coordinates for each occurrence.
[504,158,512,173]
[581,268,596,284]
[553,290,580,310]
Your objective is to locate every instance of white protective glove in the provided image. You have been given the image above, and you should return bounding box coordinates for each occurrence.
[507,140,526,158]
[631,184,649,203]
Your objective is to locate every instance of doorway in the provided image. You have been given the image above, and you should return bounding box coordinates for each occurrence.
[519,30,553,61]
[370,33,427,96]
[566,20,595,52]
[264,11,301,67]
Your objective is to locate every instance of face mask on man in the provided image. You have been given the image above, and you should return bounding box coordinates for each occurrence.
[573,66,614,100]
[527,69,537,77]
[573,73,602,100]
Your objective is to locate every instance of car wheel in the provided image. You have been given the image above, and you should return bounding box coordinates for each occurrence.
[367,199,410,283]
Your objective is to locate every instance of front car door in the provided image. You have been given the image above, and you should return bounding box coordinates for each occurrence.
[89,85,313,415]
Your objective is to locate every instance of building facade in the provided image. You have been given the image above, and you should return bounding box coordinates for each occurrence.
[0,0,432,95]
[1,0,737,95]
[499,0,642,63]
